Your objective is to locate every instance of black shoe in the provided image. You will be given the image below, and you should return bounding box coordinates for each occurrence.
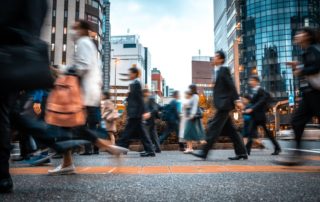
[191,150,207,160]
[80,152,92,156]
[155,150,161,153]
[140,152,156,157]
[228,155,248,160]
[271,149,281,155]
[0,177,13,193]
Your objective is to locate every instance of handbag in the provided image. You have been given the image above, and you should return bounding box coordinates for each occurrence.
[306,45,320,90]
[194,107,204,119]
[0,28,54,92]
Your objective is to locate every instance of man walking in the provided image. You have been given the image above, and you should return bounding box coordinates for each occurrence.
[117,67,156,157]
[244,75,281,155]
[159,91,184,151]
[192,51,248,160]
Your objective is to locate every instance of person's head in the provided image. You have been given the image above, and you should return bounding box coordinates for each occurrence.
[71,20,91,40]
[172,91,180,99]
[249,75,260,88]
[211,50,226,67]
[294,27,320,49]
[102,91,111,100]
[188,84,198,95]
[241,94,252,105]
[143,88,151,98]
[185,91,192,99]
[128,67,140,80]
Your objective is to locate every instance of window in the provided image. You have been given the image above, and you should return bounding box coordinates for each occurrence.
[63,27,67,34]
[52,27,55,33]
[64,10,68,18]
[87,14,98,24]
[63,44,66,52]
[86,0,99,9]
[51,43,55,51]
[52,9,56,17]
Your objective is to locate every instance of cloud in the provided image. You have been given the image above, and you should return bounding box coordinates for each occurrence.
[110,0,213,91]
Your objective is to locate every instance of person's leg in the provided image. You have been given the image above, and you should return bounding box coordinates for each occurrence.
[149,124,161,152]
[260,122,281,154]
[222,117,247,157]
[159,122,174,144]
[62,150,73,167]
[117,119,136,149]
[139,121,155,155]
[0,95,15,193]
[201,110,230,157]
[246,120,257,155]
[174,122,185,150]
[109,131,116,145]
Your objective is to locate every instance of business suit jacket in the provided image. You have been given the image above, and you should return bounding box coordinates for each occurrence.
[145,97,159,126]
[250,88,269,123]
[213,66,239,111]
[126,80,146,119]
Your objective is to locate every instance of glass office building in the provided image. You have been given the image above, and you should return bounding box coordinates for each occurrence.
[240,0,320,100]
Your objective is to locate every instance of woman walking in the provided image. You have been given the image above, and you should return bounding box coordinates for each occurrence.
[101,91,118,145]
[182,85,206,153]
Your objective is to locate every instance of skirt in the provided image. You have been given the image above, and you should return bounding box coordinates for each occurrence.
[183,118,205,141]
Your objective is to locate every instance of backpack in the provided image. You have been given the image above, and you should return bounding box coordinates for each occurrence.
[45,75,86,127]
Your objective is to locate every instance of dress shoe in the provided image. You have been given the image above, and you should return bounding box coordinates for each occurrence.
[228,155,248,160]
[0,177,13,193]
[273,155,304,166]
[191,150,207,160]
[140,152,156,157]
[106,145,129,156]
[80,152,92,156]
[271,149,281,155]
[48,164,76,175]
[155,150,161,153]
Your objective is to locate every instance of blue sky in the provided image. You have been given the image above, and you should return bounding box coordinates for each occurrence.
[110,0,213,91]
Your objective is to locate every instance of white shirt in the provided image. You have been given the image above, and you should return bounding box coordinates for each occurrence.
[73,36,102,107]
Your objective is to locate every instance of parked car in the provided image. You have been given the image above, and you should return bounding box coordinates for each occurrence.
[277,124,320,140]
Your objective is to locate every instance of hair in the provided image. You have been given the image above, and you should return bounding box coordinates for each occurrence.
[76,20,91,36]
[242,94,252,101]
[129,67,140,77]
[172,90,179,97]
[142,88,150,94]
[215,50,226,63]
[249,75,260,82]
[300,27,320,44]
[189,84,198,95]
[103,91,111,99]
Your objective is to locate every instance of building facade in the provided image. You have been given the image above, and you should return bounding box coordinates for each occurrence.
[151,68,163,97]
[240,0,320,101]
[214,0,228,59]
[110,35,151,104]
[101,0,111,90]
[192,56,213,97]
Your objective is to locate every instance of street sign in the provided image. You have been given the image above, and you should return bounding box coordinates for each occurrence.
[289,94,294,106]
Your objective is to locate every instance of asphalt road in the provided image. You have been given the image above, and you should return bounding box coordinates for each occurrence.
[2,150,320,202]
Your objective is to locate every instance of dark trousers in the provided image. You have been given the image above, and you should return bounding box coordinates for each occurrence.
[246,119,281,154]
[203,110,247,157]
[159,122,184,149]
[117,118,154,153]
[146,124,161,152]
[0,94,16,179]
[291,90,320,149]
[84,106,101,153]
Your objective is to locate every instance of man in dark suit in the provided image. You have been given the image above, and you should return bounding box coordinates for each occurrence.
[192,51,248,160]
[143,89,161,153]
[117,67,156,157]
[244,75,281,155]
[159,91,184,151]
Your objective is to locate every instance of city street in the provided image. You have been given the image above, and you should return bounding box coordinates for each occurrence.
[2,149,320,202]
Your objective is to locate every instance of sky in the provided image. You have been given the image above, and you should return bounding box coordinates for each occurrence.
[110,0,214,92]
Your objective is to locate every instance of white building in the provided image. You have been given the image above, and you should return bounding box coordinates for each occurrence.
[110,35,151,104]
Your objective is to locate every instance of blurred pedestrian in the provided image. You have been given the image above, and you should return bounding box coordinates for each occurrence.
[191,51,247,160]
[181,86,205,154]
[245,75,281,155]
[143,89,161,153]
[117,67,156,157]
[101,91,118,145]
[159,91,185,151]
[278,27,320,165]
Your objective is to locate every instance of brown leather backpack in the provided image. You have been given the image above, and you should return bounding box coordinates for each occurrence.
[45,75,86,127]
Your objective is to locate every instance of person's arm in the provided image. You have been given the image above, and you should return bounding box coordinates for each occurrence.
[72,39,92,76]
[190,95,199,117]
[301,46,320,76]
[132,82,147,115]
[250,89,268,111]
[222,67,240,101]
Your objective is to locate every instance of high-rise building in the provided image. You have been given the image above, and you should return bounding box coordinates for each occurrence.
[240,0,320,101]
[42,0,104,65]
[214,0,228,59]
[110,35,151,104]
[101,0,111,90]
[192,56,213,97]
